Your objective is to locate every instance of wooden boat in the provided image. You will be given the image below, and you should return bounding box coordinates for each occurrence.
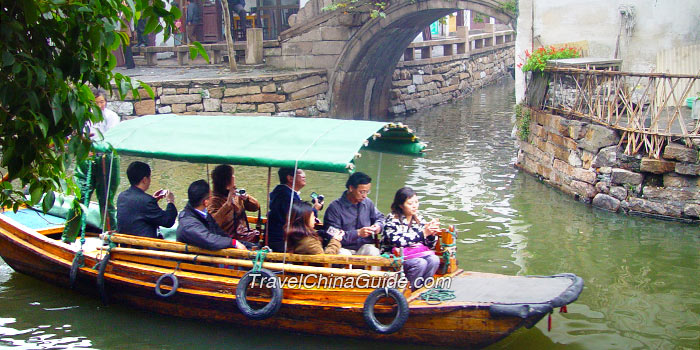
[0,115,583,348]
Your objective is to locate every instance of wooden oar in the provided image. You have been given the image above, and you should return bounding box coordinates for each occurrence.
[102,233,399,267]
[107,247,396,278]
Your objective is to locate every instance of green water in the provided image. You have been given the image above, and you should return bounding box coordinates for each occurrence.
[1,78,698,349]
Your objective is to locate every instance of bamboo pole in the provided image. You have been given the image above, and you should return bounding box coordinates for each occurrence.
[107,247,395,278]
[102,233,398,267]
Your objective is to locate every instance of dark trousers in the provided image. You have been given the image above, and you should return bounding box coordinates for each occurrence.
[136,19,147,46]
[123,44,135,69]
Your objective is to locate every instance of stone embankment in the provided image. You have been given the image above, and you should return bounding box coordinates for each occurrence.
[388,49,514,115]
[108,70,331,118]
[516,108,700,222]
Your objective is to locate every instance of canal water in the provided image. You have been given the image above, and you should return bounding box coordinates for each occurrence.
[1,78,699,349]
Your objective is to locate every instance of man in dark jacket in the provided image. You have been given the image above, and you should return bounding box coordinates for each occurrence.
[177,179,247,251]
[117,161,177,238]
[267,167,322,252]
[323,172,384,257]
[185,0,201,43]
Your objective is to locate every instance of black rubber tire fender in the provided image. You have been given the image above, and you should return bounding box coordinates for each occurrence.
[69,254,83,290]
[235,269,283,320]
[96,253,111,305]
[155,273,179,298]
[363,288,410,334]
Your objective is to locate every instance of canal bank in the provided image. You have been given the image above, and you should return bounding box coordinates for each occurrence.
[1,79,697,350]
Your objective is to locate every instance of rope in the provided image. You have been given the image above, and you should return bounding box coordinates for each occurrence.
[100,151,115,233]
[72,250,85,269]
[380,253,403,272]
[251,246,270,272]
[419,288,456,305]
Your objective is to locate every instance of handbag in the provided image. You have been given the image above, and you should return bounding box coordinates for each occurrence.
[400,243,434,260]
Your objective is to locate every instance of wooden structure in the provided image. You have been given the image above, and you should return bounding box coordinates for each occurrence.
[0,210,583,348]
[538,67,700,158]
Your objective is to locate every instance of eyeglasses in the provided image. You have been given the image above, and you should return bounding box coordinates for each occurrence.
[358,190,371,195]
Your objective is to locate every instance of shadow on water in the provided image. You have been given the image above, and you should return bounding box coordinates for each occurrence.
[1,77,699,349]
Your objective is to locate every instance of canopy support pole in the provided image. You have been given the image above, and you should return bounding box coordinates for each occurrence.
[264,167,271,247]
[374,153,382,205]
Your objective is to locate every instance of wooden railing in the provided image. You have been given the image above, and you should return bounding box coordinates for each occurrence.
[401,29,515,64]
[539,67,700,158]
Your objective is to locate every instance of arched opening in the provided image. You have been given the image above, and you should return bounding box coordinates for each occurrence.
[329,0,512,119]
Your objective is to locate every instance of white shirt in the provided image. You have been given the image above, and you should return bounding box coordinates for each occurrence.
[89,108,120,140]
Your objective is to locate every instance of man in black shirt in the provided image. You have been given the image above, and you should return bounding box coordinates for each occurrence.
[116,161,177,238]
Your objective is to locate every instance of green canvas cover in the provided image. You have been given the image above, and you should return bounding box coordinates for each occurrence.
[95,115,425,173]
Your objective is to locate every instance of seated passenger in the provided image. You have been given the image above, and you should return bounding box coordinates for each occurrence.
[324,172,383,256]
[267,167,323,252]
[117,161,177,238]
[176,179,247,251]
[208,164,261,243]
[381,187,441,291]
[285,201,344,255]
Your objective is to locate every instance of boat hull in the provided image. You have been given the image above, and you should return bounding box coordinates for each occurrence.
[0,215,551,348]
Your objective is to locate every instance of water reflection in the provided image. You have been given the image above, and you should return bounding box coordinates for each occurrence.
[1,78,699,349]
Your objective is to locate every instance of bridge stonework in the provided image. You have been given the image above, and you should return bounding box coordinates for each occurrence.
[516,108,700,222]
[268,0,514,119]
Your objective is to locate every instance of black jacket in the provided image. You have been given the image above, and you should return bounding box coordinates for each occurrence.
[267,184,299,252]
[176,203,234,251]
[117,186,177,238]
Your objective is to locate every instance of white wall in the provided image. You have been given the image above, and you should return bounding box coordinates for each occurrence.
[515,0,700,102]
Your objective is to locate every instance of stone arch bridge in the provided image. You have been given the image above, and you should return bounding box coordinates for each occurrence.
[266,0,514,119]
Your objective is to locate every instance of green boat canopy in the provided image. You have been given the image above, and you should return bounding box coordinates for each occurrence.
[95,114,425,173]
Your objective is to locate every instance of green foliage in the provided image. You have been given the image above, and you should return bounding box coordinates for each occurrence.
[498,0,518,15]
[473,12,484,23]
[515,103,531,141]
[0,0,204,211]
[322,0,415,19]
[520,46,581,73]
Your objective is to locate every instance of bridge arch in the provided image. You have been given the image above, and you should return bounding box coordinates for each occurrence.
[327,0,513,119]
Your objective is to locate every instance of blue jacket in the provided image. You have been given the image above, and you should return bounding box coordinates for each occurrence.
[116,186,177,238]
[323,191,385,251]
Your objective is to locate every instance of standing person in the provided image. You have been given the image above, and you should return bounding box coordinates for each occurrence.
[381,187,441,291]
[185,0,201,44]
[172,0,184,46]
[267,167,323,252]
[116,161,177,238]
[177,179,248,250]
[323,172,384,257]
[88,88,120,141]
[65,88,122,238]
[136,18,148,47]
[227,0,247,40]
[208,164,261,243]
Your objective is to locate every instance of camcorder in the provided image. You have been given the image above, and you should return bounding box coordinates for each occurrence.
[237,188,246,195]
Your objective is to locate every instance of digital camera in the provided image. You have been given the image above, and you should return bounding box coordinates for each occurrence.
[237,188,246,195]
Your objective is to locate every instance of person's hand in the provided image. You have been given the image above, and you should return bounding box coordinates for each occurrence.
[234,240,247,250]
[227,188,236,203]
[165,190,175,204]
[424,218,440,236]
[358,227,374,238]
[370,224,381,235]
[239,192,249,201]
[313,199,323,211]
[331,229,345,241]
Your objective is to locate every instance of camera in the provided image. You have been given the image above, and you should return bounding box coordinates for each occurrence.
[310,192,324,204]
[154,189,167,199]
[236,188,246,195]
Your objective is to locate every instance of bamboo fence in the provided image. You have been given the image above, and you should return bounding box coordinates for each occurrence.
[539,67,700,158]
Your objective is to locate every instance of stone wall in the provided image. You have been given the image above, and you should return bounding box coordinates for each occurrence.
[388,48,514,115]
[107,71,331,118]
[516,108,700,222]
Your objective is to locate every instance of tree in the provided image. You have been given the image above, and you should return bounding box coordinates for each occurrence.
[0,0,204,212]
